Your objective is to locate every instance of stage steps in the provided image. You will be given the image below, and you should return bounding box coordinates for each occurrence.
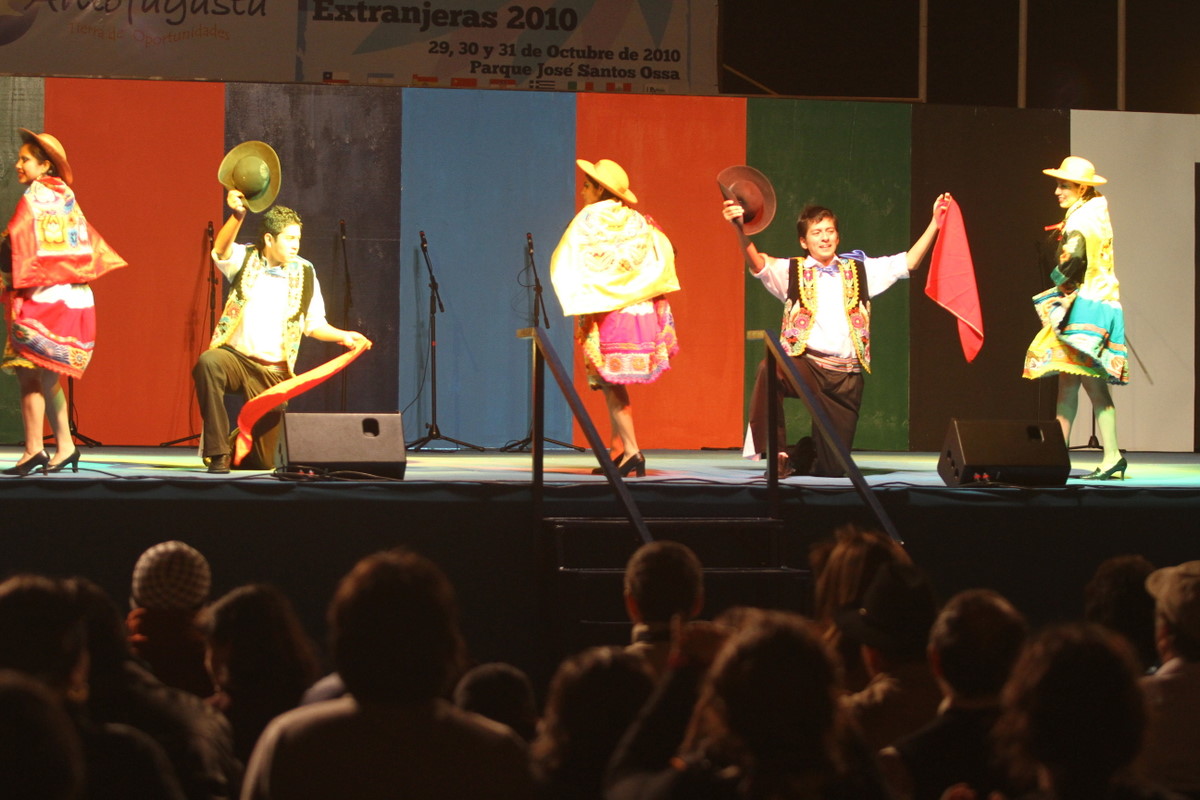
[542,516,812,653]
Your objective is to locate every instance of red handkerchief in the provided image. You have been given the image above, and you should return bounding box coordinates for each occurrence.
[926,197,984,362]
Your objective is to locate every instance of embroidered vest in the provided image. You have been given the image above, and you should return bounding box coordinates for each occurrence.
[781,257,872,372]
[208,246,315,373]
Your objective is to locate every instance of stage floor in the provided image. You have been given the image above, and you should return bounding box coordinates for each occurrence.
[4,445,1196,488]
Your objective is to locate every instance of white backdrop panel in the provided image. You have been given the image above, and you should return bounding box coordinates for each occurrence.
[1071,110,1199,451]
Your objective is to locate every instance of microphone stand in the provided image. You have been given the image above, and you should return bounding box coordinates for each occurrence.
[338,219,352,412]
[502,232,582,452]
[406,231,485,451]
[160,220,217,447]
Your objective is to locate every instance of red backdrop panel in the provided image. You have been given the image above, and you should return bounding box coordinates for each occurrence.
[574,94,747,450]
[45,79,225,446]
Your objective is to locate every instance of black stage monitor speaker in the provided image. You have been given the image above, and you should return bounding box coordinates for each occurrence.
[277,413,406,479]
[937,418,1069,487]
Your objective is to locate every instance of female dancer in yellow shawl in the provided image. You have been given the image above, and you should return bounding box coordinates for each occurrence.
[1,130,125,475]
[1023,157,1128,479]
[550,159,680,477]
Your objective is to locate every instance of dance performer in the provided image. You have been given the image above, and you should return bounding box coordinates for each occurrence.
[1023,156,1128,479]
[550,159,679,478]
[723,194,948,478]
[194,142,369,473]
[2,129,126,475]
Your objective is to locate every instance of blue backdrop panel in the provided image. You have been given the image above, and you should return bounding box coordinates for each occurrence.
[225,83,401,415]
[400,89,575,448]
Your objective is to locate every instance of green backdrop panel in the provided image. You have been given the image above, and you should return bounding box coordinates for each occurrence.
[744,98,912,451]
[0,78,44,445]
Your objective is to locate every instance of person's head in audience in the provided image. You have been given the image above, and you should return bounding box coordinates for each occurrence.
[996,622,1146,799]
[0,669,85,800]
[1145,560,1200,665]
[329,548,466,704]
[811,525,912,690]
[453,662,538,741]
[0,575,88,703]
[836,560,939,674]
[202,582,321,703]
[69,576,143,713]
[130,540,212,613]
[810,524,912,625]
[531,647,654,791]
[624,540,704,626]
[929,588,1027,703]
[1084,554,1158,671]
[697,611,841,790]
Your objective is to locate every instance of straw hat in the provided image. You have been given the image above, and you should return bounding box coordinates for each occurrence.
[1043,156,1107,186]
[18,129,72,185]
[577,158,637,205]
[217,140,282,212]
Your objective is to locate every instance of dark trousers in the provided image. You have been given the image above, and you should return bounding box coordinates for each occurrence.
[192,346,288,468]
[747,355,864,477]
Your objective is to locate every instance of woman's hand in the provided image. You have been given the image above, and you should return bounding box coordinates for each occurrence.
[722,199,744,223]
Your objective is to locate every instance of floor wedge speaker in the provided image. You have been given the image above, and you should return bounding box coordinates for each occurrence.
[937,418,1069,487]
[277,413,406,479]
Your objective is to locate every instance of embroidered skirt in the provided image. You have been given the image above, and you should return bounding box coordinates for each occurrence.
[579,297,678,387]
[3,283,96,378]
[1022,287,1128,385]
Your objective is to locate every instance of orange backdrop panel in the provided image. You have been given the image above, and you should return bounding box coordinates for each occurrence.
[574,94,747,450]
[45,78,225,446]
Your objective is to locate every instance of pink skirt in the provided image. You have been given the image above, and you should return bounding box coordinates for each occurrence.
[578,297,678,387]
[3,283,96,378]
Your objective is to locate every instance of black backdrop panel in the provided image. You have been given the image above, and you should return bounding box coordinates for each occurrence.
[225,84,402,415]
[909,104,1070,450]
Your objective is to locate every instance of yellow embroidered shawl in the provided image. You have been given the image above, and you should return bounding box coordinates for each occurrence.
[550,199,679,316]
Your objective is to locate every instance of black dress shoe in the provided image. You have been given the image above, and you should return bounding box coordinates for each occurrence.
[788,436,816,475]
[205,454,231,474]
[765,452,795,479]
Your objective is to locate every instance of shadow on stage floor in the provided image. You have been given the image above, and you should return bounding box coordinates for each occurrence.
[2,445,1197,688]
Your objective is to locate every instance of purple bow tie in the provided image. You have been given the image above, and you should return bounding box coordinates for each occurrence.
[815,263,840,276]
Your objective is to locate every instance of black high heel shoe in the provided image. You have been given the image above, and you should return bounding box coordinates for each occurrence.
[2,451,49,476]
[591,452,625,475]
[1083,456,1128,480]
[45,450,81,474]
[616,452,646,478]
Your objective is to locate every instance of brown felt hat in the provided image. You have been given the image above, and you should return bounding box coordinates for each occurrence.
[18,129,72,185]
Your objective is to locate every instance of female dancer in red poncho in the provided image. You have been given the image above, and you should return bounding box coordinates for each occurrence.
[550,159,680,478]
[1,129,125,475]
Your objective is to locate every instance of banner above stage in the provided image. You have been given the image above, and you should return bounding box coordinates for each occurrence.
[0,1,717,94]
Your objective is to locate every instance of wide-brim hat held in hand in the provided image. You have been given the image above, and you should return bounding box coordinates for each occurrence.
[577,158,637,205]
[218,140,282,212]
[717,164,777,235]
[1043,156,1107,186]
[18,128,73,185]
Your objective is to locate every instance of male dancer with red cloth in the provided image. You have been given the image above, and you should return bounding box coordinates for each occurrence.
[194,185,370,474]
[722,194,949,477]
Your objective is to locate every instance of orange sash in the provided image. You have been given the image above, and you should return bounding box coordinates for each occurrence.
[232,340,370,466]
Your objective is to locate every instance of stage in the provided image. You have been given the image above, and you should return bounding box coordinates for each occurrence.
[2,444,1197,688]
